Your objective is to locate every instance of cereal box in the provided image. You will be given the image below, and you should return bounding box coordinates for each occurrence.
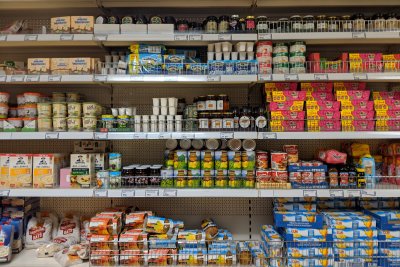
[270,120,304,132]
[300,82,333,92]
[274,203,317,212]
[269,101,304,111]
[71,16,94,33]
[0,154,10,188]
[306,101,340,111]
[272,91,306,102]
[33,154,64,188]
[27,58,50,74]
[50,16,71,33]
[306,91,334,101]
[70,154,95,188]
[50,58,70,75]
[306,110,340,119]
[341,100,374,111]
[336,90,370,101]
[93,153,109,172]
[8,154,32,188]
[270,111,305,120]
[341,120,375,131]
[287,258,334,267]
[340,110,375,120]
[288,247,333,258]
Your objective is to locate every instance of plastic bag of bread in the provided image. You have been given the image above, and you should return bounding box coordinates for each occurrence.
[25,217,53,249]
[36,243,64,257]
[54,248,83,267]
[53,214,80,248]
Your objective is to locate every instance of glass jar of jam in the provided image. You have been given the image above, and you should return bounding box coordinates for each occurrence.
[277,18,289,33]
[239,108,251,129]
[373,13,386,31]
[255,107,267,130]
[218,15,230,33]
[230,15,240,31]
[211,112,223,130]
[189,22,202,32]
[386,13,399,31]
[303,15,315,32]
[316,15,327,32]
[223,112,234,129]
[135,166,149,186]
[245,16,256,32]
[341,15,352,31]
[206,95,217,111]
[353,13,366,31]
[121,166,135,187]
[198,112,210,130]
[328,16,339,32]
[204,16,218,33]
[149,165,162,186]
[176,19,189,32]
[290,15,303,32]
[269,21,278,33]
[217,94,229,111]
[197,96,206,111]
[256,16,268,33]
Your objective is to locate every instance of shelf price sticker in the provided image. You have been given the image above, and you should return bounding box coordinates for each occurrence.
[25,75,40,82]
[174,35,188,41]
[330,189,344,198]
[0,35,7,41]
[258,33,272,40]
[94,75,107,82]
[10,75,25,82]
[352,32,366,39]
[258,74,272,81]
[48,75,62,82]
[188,35,202,41]
[163,189,177,197]
[93,34,108,41]
[284,74,298,81]
[0,190,10,197]
[45,132,59,139]
[0,76,6,82]
[314,74,328,80]
[93,132,108,140]
[220,132,234,139]
[181,133,195,139]
[348,190,361,197]
[260,133,277,139]
[353,73,368,80]
[133,133,147,139]
[361,190,376,197]
[218,34,232,41]
[121,189,135,197]
[60,34,74,41]
[303,189,317,197]
[207,75,221,82]
[24,34,38,41]
[159,133,172,139]
[145,190,159,197]
[93,189,108,197]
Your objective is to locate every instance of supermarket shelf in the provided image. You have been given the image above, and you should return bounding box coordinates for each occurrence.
[258,73,400,82]
[262,131,400,140]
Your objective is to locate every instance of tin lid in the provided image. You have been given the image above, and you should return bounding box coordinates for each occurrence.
[191,139,204,150]
[242,139,256,151]
[165,139,178,150]
[179,139,192,150]
[205,139,220,150]
[227,139,242,151]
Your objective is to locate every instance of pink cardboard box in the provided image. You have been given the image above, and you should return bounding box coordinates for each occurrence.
[306,91,334,101]
[301,82,333,92]
[340,110,375,120]
[376,110,400,119]
[341,120,375,131]
[372,91,400,100]
[341,100,374,111]
[265,82,298,91]
[374,99,400,110]
[376,120,400,131]
[272,91,307,102]
[306,101,341,111]
[270,111,305,120]
[269,101,304,111]
[336,90,370,101]
[334,82,367,91]
[270,120,304,132]
[60,167,71,188]
[307,110,341,120]
[307,120,341,132]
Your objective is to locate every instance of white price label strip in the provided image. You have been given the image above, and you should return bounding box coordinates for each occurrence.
[348,190,361,197]
[258,33,272,40]
[0,190,10,197]
[188,35,202,41]
[163,189,177,197]
[303,190,317,197]
[93,132,108,140]
[284,74,298,81]
[174,35,187,41]
[121,189,135,197]
[93,189,108,197]
[93,34,108,41]
[145,190,159,197]
[218,34,231,40]
[314,74,328,80]
[10,75,25,82]
[0,35,7,41]
[60,34,74,41]
[0,76,6,82]
[361,190,376,197]
[181,133,195,139]
[261,133,277,139]
[159,133,172,139]
[330,189,344,198]
[48,75,62,82]
[133,133,147,139]
[220,132,234,139]
[259,74,272,81]
[94,75,107,82]
[354,73,368,80]
[24,34,38,41]
[352,32,366,39]
[45,132,59,139]
[25,75,40,82]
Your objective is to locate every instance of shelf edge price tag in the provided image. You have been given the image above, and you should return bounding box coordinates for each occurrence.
[163,189,177,197]
[121,189,135,197]
[164,76,178,82]
[93,34,108,41]
[207,75,221,82]
[258,33,272,40]
[259,74,272,81]
[218,34,231,41]
[361,190,376,197]
[93,132,108,140]
[303,189,317,197]
[45,132,59,139]
[284,74,298,81]
[0,76,6,82]
[133,133,147,139]
[145,190,159,197]
[261,133,277,139]
[353,73,368,80]
[0,190,10,197]
[174,35,187,41]
[48,75,62,82]
[314,74,328,80]
[220,132,234,139]
[10,75,25,82]
[352,32,366,39]
[94,75,107,82]
[181,133,195,139]
[25,75,40,82]
[348,190,361,197]
[159,133,172,139]
[330,189,344,198]
[93,189,108,197]
[24,34,38,41]
[188,35,202,41]
[0,35,7,41]
[60,34,74,41]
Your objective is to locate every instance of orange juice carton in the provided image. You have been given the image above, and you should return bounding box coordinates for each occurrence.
[306,91,334,101]
[301,82,333,92]
[269,101,304,111]
[270,111,305,120]
[336,90,370,101]
[340,110,375,120]
[272,91,306,102]
[306,101,340,111]
[340,100,374,111]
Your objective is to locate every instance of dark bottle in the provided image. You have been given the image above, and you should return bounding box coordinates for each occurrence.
[230,15,240,32]
[348,164,357,189]
[356,168,366,189]
[339,165,349,188]
[249,107,256,130]
[232,107,240,129]
[329,166,339,188]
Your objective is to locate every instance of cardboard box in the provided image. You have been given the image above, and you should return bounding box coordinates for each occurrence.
[70,154,95,188]
[69,57,91,74]
[50,16,71,33]
[71,16,94,33]
[270,111,305,120]
[0,154,10,188]
[27,58,50,74]
[60,167,71,188]
[32,154,64,188]
[8,154,32,188]
[306,101,341,111]
[270,120,304,132]
[269,101,304,111]
[50,58,70,75]
[93,153,109,172]
[272,91,307,102]
[73,141,110,153]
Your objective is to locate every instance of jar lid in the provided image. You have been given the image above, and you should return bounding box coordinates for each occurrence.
[328,16,337,20]
[341,15,351,19]
[205,139,220,150]
[231,15,239,18]
[290,15,302,19]
[206,16,218,21]
[317,15,326,19]
[303,15,314,19]
[278,18,289,21]
[227,139,242,151]
[149,15,163,24]
[256,16,267,19]
[246,16,255,19]
[242,139,256,151]
[191,139,204,150]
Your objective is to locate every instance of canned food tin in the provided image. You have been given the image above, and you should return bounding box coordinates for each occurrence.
[273,43,288,53]
[271,151,288,171]
[164,150,174,169]
[53,117,67,132]
[201,170,214,188]
[52,102,67,117]
[228,151,242,170]
[165,139,178,150]
[191,139,204,150]
[301,171,314,184]
[96,170,109,189]
[215,169,228,188]
[67,102,82,117]
[256,170,272,182]
[273,67,290,74]
[289,53,306,63]
[206,139,220,150]
[228,170,242,188]
[241,151,255,170]
[160,168,174,188]
[37,103,52,117]
[82,116,97,131]
[174,150,188,170]
[215,150,228,170]
[290,67,306,74]
[272,170,288,183]
[314,172,326,183]
[289,41,306,53]
[179,139,192,150]
[188,150,201,170]
[242,139,256,151]
[256,151,268,170]
[272,55,289,64]
[201,150,215,170]
[289,172,302,183]
[283,145,299,163]
[227,139,242,151]
[242,170,255,188]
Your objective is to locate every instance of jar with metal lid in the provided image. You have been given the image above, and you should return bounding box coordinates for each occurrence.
[227,139,242,151]
[165,139,178,150]
[328,16,339,32]
[197,96,206,111]
[256,16,268,33]
[217,94,229,111]
[245,16,256,32]
[198,112,210,130]
[121,166,135,187]
[386,13,399,31]
[149,15,163,24]
[353,13,366,31]
[210,113,223,130]
[136,15,148,24]
[189,22,202,32]
[121,16,135,24]
[341,15,352,31]
[373,13,386,31]
[316,15,328,32]
[192,139,204,150]
[176,20,189,32]
[204,16,218,33]
[303,15,315,32]
[206,139,220,150]
[149,166,162,186]
[164,16,176,24]
[277,18,290,33]
[179,139,192,150]
[290,15,303,32]
[239,108,251,129]
[269,21,278,33]
[206,95,217,111]
[230,15,240,32]
[134,166,149,186]
[223,112,234,129]
[242,139,256,151]
[218,15,230,33]
[232,107,240,129]
[107,16,120,24]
